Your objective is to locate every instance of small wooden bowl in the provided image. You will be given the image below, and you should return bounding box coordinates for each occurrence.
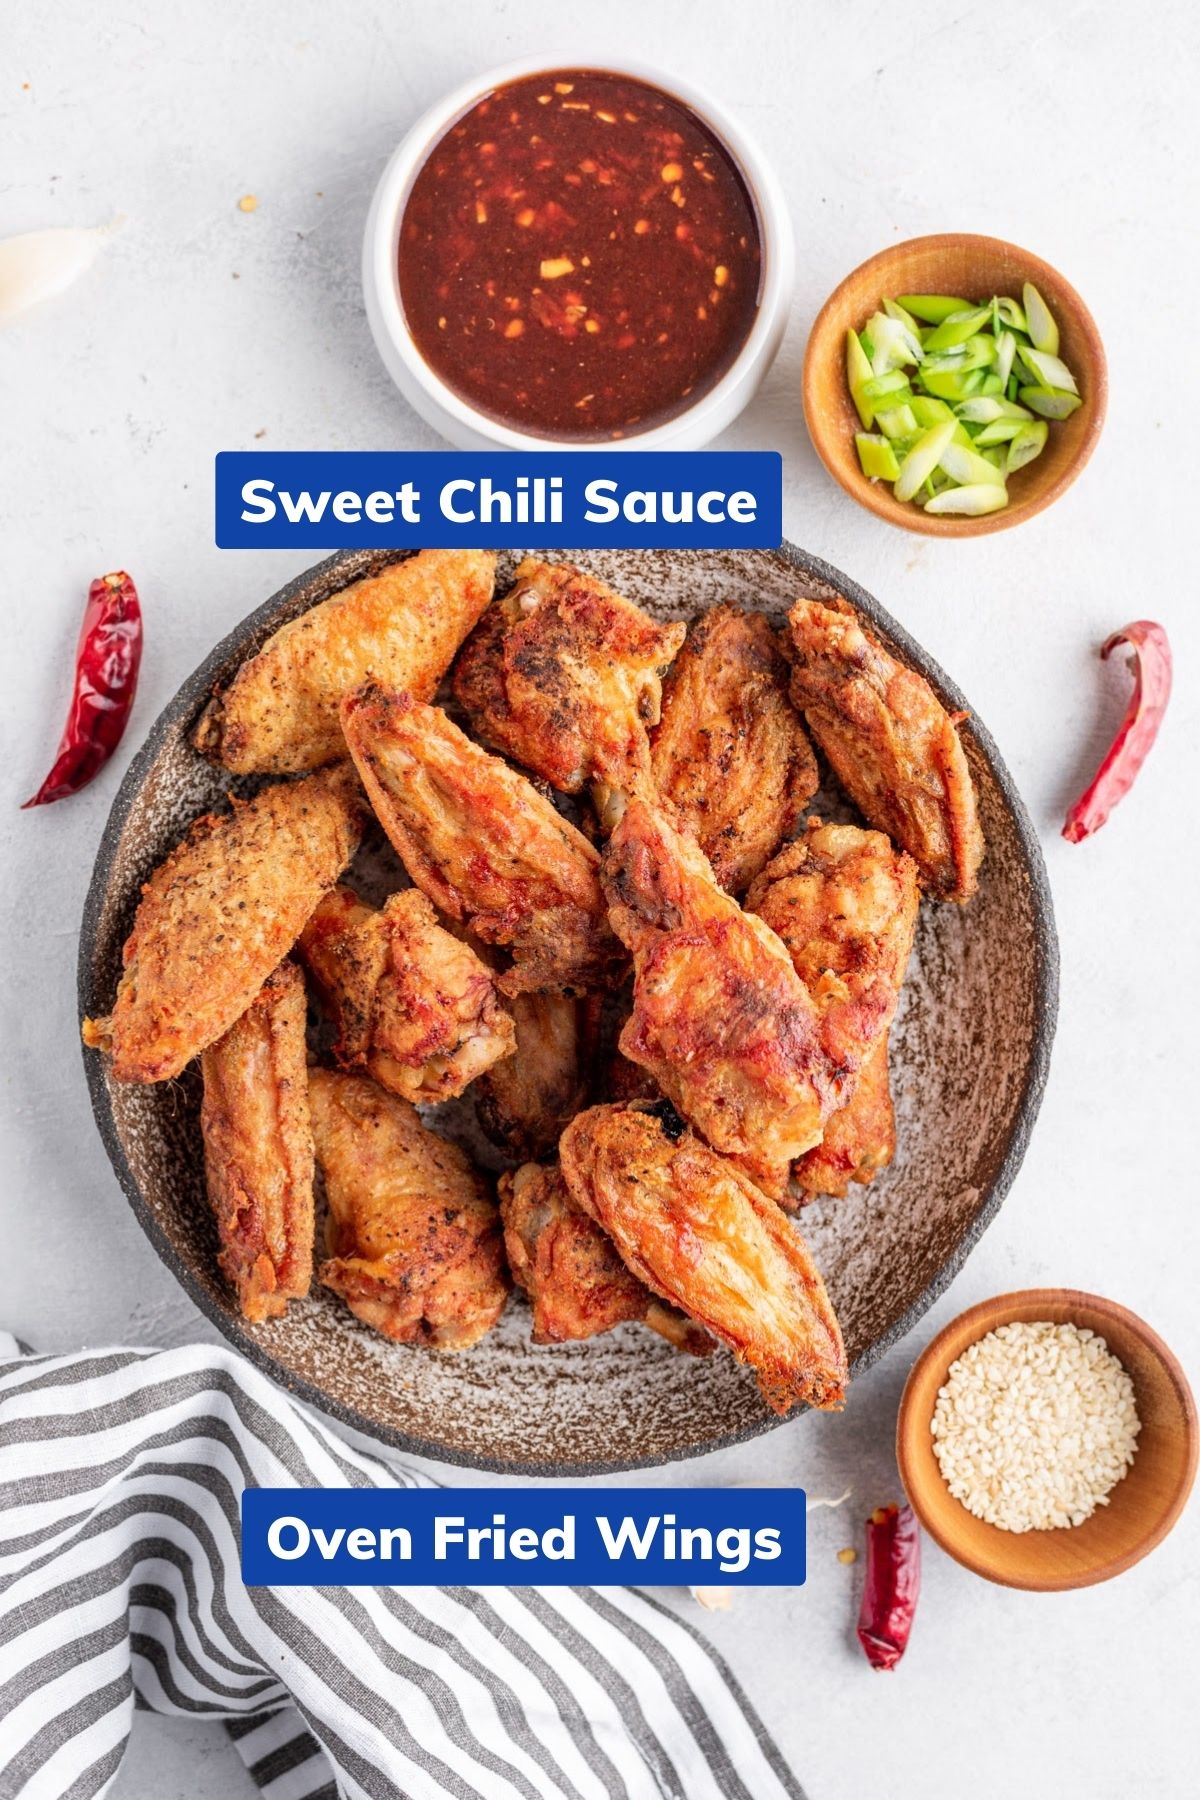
[803,234,1107,537]
[897,1290,1197,1590]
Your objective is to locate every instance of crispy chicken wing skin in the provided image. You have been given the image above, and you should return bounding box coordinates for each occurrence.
[194,549,496,773]
[199,961,314,1323]
[83,765,366,1082]
[341,687,623,994]
[309,1069,508,1349]
[793,1037,895,1202]
[500,1161,712,1353]
[651,605,818,892]
[453,558,686,827]
[602,799,840,1195]
[745,822,919,1077]
[298,885,515,1104]
[560,1104,847,1411]
[787,598,984,902]
[476,989,594,1161]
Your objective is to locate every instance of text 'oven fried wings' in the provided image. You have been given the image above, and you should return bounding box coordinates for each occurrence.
[499,1161,712,1354]
[194,549,496,774]
[340,686,623,995]
[747,821,919,1203]
[83,763,366,1082]
[602,798,840,1196]
[309,1068,509,1350]
[651,604,818,892]
[199,960,314,1323]
[298,885,515,1104]
[559,1104,847,1412]
[477,989,594,1162]
[787,598,984,903]
[453,557,686,831]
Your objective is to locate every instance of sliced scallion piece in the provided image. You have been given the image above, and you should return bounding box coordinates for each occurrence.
[973,419,1025,445]
[955,395,1033,423]
[874,403,919,440]
[995,329,1017,388]
[1006,419,1050,471]
[924,483,1009,515]
[1018,385,1082,419]
[1022,282,1059,355]
[922,306,993,350]
[894,420,957,503]
[937,440,1008,487]
[1017,346,1078,394]
[992,295,1028,333]
[894,294,970,323]
[846,329,876,428]
[856,434,901,480]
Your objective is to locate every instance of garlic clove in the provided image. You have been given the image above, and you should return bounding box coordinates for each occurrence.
[0,219,124,324]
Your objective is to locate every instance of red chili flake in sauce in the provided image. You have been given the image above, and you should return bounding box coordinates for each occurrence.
[398,69,762,438]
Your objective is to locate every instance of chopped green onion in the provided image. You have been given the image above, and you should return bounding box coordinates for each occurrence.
[843,279,1080,516]
[924,483,1009,516]
[1018,385,1082,419]
[922,306,993,350]
[874,403,919,440]
[894,420,957,503]
[937,440,1008,487]
[1022,282,1059,355]
[1006,420,1050,471]
[895,294,971,324]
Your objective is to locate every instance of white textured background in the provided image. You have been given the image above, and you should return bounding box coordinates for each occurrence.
[3,3,1197,1797]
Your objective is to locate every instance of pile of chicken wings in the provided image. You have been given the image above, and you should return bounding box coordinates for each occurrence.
[85,549,983,1417]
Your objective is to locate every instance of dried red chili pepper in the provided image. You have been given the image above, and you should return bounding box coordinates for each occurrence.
[857,1502,920,1671]
[23,571,142,809]
[1062,620,1171,845]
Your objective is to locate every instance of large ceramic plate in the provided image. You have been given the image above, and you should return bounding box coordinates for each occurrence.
[79,546,1058,1473]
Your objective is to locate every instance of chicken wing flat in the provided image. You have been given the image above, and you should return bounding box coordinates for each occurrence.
[499,1161,712,1354]
[476,989,594,1161]
[603,798,839,1196]
[194,549,496,773]
[298,885,515,1104]
[453,557,686,828]
[309,1068,508,1349]
[651,605,818,892]
[560,1104,847,1412]
[745,822,919,1077]
[83,764,366,1082]
[787,598,983,902]
[793,1037,895,1202]
[341,686,623,994]
[199,961,314,1323]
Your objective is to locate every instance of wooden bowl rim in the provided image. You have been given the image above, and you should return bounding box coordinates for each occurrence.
[896,1287,1199,1590]
[802,232,1108,539]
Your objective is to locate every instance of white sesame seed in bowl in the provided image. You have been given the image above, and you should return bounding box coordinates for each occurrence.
[897,1290,1197,1591]
[930,1321,1140,1533]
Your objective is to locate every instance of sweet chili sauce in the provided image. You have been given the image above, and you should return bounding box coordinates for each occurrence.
[398,69,762,439]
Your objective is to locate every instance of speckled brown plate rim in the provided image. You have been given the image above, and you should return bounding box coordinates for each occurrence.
[78,543,1059,1474]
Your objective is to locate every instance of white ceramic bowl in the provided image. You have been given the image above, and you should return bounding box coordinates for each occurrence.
[362,55,794,450]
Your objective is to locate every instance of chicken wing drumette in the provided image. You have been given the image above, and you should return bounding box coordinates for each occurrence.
[499,1160,711,1354]
[83,764,366,1082]
[199,960,314,1323]
[560,1103,847,1412]
[602,798,840,1196]
[452,557,686,830]
[747,821,919,1203]
[309,1069,508,1349]
[194,549,496,773]
[340,687,623,995]
[298,885,514,1104]
[787,598,983,902]
[651,604,817,892]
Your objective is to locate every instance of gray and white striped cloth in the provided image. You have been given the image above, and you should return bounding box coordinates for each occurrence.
[0,1334,804,1800]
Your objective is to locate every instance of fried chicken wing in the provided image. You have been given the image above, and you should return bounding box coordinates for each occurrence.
[499,1161,712,1353]
[341,686,623,994]
[83,765,366,1082]
[453,557,686,828]
[602,798,840,1195]
[787,598,983,902]
[199,961,314,1323]
[651,605,818,892]
[560,1104,847,1412]
[793,1037,895,1201]
[194,549,496,773]
[476,989,594,1161]
[309,1068,508,1349]
[298,885,515,1104]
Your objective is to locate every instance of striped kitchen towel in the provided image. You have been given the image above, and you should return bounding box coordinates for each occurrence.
[0,1336,803,1800]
